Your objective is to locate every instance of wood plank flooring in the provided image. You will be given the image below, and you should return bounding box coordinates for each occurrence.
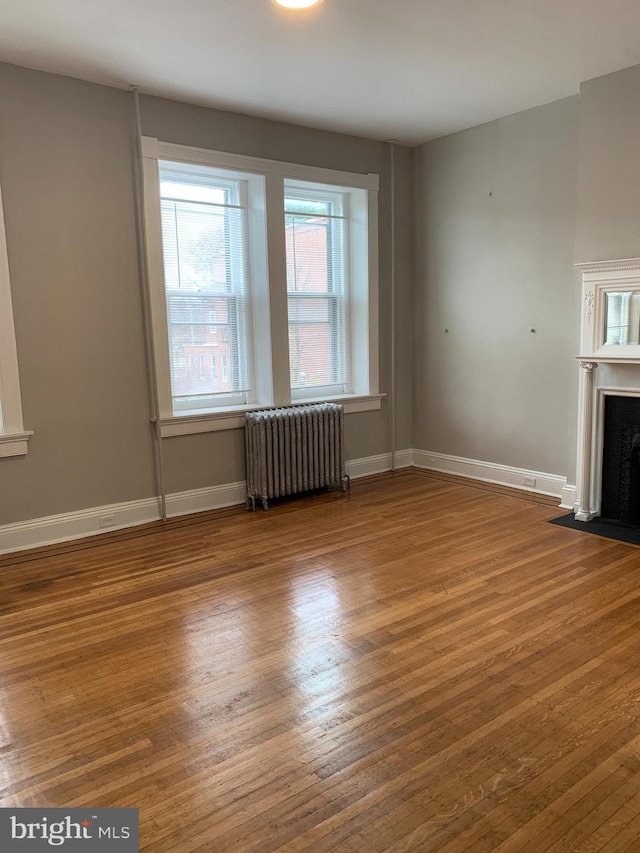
[2,470,640,851]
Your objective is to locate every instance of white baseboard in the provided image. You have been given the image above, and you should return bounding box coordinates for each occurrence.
[346,449,413,480]
[0,452,410,555]
[0,496,162,556]
[0,482,246,556]
[0,448,569,556]
[560,484,577,511]
[412,449,568,501]
[166,481,246,517]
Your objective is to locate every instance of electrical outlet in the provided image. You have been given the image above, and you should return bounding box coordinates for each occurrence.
[99,515,115,529]
[523,476,536,489]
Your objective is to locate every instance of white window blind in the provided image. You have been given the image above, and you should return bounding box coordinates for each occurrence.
[284,183,350,398]
[159,162,252,412]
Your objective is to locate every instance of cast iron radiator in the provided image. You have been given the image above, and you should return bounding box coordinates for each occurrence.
[245,402,349,511]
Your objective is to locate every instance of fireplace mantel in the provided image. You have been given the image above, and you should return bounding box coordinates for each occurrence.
[576,355,640,365]
[575,259,640,521]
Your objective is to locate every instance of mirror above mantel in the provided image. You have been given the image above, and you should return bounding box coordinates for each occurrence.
[577,258,640,363]
[604,291,640,346]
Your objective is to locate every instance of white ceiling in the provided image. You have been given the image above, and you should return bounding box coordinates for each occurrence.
[2,0,640,145]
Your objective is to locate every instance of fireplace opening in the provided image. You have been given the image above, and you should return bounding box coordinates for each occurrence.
[601,395,640,525]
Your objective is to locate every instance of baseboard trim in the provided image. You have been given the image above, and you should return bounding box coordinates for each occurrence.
[166,481,246,517]
[0,452,412,555]
[346,449,413,480]
[0,449,570,555]
[0,497,162,556]
[412,449,568,501]
[560,484,577,512]
[0,481,247,556]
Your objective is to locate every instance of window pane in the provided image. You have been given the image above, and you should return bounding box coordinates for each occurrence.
[161,200,238,292]
[285,214,330,294]
[159,164,251,407]
[288,296,337,389]
[284,198,330,216]
[160,181,227,206]
[165,295,238,397]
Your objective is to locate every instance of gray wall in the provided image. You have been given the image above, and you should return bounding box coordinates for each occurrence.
[0,64,156,525]
[0,62,412,525]
[576,65,640,262]
[413,97,580,477]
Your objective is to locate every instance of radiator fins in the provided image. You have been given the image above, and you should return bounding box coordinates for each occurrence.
[245,403,349,511]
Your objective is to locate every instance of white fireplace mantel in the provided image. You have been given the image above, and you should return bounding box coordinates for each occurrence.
[575,259,640,521]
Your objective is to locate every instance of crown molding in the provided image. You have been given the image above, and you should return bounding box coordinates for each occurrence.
[575,258,640,274]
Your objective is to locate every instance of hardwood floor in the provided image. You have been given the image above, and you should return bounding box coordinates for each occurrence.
[2,470,640,851]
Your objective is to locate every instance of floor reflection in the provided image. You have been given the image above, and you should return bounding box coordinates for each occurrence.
[285,567,354,736]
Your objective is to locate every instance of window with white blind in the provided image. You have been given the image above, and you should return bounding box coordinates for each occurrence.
[285,183,350,399]
[159,162,252,412]
[142,138,380,435]
[0,179,31,457]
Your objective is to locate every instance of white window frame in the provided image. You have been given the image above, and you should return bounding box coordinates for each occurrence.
[141,138,381,437]
[285,181,351,401]
[156,159,259,415]
[0,180,32,457]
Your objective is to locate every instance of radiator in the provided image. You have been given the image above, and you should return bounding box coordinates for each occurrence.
[245,403,349,510]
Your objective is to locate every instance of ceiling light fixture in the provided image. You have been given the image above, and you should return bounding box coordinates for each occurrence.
[273,0,323,9]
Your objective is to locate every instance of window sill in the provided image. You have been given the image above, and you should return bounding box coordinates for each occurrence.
[0,430,33,458]
[159,394,385,437]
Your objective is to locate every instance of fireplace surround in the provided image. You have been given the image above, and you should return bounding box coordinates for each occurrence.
[601,395,640,524]
[575,259,640,522]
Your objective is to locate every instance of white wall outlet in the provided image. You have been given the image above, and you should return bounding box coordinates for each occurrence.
[523,476,536,489]
[99,515,115,529]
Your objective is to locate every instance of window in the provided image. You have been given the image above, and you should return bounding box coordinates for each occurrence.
[141,138,380,435]
[159,162,251,411]
[0,179,31,457]
[285,184,349,399]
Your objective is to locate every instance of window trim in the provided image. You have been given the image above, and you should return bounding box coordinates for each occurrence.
[0,179,31,458]
[142,137,379,192]
[158,393,385,437]
[142,137,380,435]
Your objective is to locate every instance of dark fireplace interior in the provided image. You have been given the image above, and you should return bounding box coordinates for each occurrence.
[601,395,640,525]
